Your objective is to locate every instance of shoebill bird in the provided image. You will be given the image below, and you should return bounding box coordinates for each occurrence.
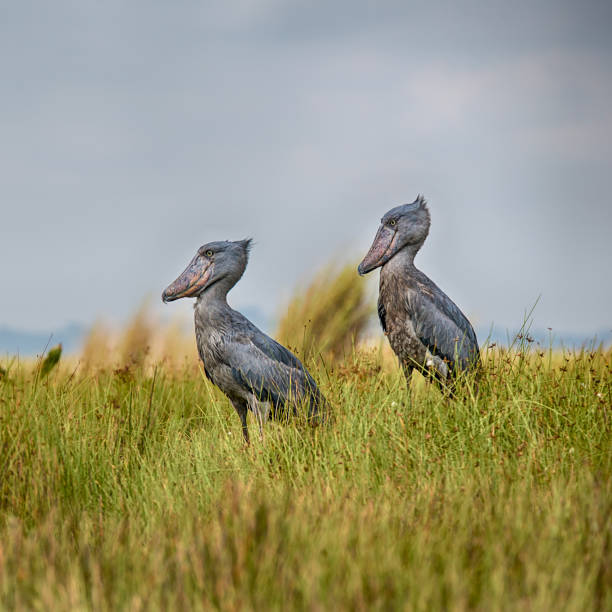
[162,239,327,443]
[358,196,479,388]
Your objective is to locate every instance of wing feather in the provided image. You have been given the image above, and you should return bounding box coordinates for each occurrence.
[408,290,479,372]
[225,334,320,407]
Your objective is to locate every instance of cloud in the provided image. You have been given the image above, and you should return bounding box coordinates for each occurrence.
[0,1,611,337]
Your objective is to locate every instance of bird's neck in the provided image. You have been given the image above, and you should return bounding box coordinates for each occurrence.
[195,281,234,325]
[384,244,420,274]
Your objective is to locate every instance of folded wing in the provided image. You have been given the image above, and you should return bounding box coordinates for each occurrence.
[225,332,323,411]
[408,290,479,373]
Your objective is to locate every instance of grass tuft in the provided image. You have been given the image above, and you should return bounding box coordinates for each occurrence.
[276,262,373,364]
[39,343,62,378]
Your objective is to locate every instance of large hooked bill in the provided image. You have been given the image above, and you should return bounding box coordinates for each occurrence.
[357,224,397,275]
[162,254,213,302]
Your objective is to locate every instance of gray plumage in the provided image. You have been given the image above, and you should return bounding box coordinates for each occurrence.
[358,195,480,386]
[162,239,327,443]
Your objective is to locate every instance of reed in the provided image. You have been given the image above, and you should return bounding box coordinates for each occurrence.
[276,262,374,364]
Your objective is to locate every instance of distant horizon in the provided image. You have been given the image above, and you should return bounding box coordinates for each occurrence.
[1,314,610,357]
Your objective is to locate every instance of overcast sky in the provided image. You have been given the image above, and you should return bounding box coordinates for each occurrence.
[1,0,611,339]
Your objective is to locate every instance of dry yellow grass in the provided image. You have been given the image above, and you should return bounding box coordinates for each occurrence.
[276,262,374,364]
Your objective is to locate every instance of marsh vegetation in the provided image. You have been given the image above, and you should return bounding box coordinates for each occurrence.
[0,267,610,610]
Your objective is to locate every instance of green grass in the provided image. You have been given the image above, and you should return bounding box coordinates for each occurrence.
[0,345,610,610]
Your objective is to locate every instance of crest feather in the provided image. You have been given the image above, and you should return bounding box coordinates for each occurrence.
[239,238,253,257]
[415,194,427,209]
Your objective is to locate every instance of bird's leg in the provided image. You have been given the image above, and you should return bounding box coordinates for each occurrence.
[423,351,439,386]
[231,399,250,445]
[402,364,414,389]
[249,398,267,441]
[401,363,415,411]
[429,358,455,399]
[240,412,250,444]
[308,395,327,426]
[439,375,456,400]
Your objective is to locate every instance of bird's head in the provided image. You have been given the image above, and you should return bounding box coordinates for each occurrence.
[162,239,252,302]
[358,195,430,275]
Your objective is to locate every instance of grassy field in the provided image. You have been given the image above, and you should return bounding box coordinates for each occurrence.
[0,334,610,611]
[1,265,611,611]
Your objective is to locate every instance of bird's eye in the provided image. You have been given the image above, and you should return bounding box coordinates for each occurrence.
[389,219,397,226]
[205,250,213,257]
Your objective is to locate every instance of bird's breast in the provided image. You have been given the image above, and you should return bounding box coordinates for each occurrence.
[195,322,224,367]
[380,273,427,365]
